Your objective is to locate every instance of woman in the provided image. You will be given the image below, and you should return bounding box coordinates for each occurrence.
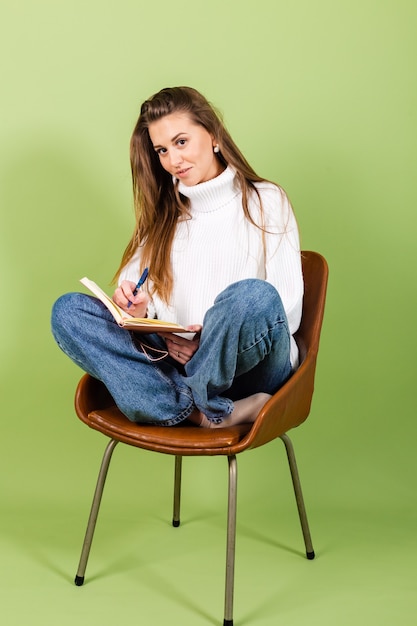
[51,86,303,428]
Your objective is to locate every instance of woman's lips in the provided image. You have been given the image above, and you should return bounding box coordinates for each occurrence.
[176,167,192,178]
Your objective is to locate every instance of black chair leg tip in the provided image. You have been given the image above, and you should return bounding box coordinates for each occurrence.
[74,575,85,586]
[307,550,315,560]
[223,620,233,626]
[172,519,180,528]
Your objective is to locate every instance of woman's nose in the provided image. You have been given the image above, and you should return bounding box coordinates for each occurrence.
[169,149,183,168]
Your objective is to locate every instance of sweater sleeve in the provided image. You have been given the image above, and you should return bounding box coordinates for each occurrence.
[259,184,303,337]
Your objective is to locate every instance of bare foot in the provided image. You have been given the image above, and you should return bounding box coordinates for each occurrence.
[189,393,272,428]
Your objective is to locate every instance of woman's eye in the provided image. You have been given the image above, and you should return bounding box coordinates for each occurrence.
[156,147,167,155]
[177,139,186,146]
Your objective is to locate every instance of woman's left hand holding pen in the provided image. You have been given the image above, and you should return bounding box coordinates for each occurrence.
[113,280,150,317]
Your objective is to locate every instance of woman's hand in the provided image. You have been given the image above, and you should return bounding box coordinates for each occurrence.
[113,280,150,318]
[159,324,202,365]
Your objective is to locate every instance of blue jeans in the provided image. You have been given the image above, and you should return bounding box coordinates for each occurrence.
[51,279,292,425]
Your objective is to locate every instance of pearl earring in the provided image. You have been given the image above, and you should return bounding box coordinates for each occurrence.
[213,144,220,153]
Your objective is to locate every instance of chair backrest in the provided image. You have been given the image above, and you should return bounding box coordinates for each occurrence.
[295,251,329,365]
[230,250,329,453]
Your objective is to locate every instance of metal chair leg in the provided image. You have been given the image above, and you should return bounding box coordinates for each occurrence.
[280,433,315,559]
[224,454,237,626]
[75,438,119,585]
[172,455,182,527]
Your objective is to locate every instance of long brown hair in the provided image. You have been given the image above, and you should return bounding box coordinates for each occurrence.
[114,86,269,302]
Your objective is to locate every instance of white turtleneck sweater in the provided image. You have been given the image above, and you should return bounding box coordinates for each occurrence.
[119,166,303,366]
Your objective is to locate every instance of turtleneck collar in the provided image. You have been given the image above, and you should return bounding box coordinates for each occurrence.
[177,165,239,213]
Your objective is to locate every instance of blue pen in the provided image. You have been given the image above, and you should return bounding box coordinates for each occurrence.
[127,267,149,309]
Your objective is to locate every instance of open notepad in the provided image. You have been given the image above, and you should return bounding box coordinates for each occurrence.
[80,277,187,333]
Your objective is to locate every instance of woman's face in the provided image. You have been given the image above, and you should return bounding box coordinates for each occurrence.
[148,112,223,186]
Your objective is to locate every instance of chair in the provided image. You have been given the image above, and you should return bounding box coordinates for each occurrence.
[73,250,328,626]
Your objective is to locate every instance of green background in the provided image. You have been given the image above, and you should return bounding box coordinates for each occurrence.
[1,1,415,624]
